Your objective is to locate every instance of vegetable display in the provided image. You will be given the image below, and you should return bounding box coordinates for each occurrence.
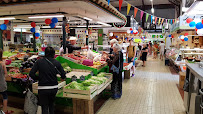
[97,72,106,77]
[65,81,91,90]
[3,51,16,57]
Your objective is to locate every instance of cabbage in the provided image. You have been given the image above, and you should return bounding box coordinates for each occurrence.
[97,72,106,77]
[82,79,102,86]
[91,76,107,83]
[66,81,91,90]
[61,63,69,68]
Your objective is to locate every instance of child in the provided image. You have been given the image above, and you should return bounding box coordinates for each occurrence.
[0,49,8,114]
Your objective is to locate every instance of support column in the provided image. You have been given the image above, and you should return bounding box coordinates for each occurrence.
[10,21,14,44]
[33,33,36,52]
[62,17,67,54]
[0,30,3,50]
[20,28,22,43]
[86,20,89,45]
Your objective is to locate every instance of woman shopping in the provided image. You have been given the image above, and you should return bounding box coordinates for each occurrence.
[141,44,148,67]
[0,49,9,114]
[29,47,66,114]
[108,43,123,99]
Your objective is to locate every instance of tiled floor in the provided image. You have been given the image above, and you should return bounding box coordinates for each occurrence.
[97,57,186,114]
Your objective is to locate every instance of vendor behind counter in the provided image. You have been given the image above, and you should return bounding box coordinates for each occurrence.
[66,37,88,53]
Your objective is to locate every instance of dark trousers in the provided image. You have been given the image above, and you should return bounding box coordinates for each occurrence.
[38,88,58,114]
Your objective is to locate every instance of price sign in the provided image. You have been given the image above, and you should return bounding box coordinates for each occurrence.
[71,75,77,82]
[80,75,85,81]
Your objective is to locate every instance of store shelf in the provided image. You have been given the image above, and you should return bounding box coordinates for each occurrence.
[184,53,203,55]
[180,48,203,51]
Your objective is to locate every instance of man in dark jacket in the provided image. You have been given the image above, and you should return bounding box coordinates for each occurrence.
[29,47,66,114]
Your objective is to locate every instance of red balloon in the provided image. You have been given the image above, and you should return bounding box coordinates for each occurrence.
[45,19,51,24]
[184,33,189,36]
[172,35,174,38]
[186,18,193,23]
[35,37,39,39]
[4,20,9,24]
[181,39,184,41]
[202,19,203,24]
[130,28,133,31]
[195,28,198,31]
[31,22,36,27]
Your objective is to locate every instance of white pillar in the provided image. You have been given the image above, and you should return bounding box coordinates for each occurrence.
[10,21,14,44]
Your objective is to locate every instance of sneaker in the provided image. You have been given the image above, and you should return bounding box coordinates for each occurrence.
[132,74,135,77]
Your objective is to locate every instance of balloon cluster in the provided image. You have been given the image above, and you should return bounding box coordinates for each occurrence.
[45,17,59,28]
[179,33,188,41]
[127,28,138,34]
[187,18,203,35]
[30,22,41,39]
[0,20,9,30]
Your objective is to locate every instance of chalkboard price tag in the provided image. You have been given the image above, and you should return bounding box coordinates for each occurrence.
[90,72,94,76]
[80,75,85,81]
[71,75,77,82]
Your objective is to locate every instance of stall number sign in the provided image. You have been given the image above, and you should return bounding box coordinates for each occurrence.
[152,35,163,38]
[80,75,85,81]
[71,75,77,82]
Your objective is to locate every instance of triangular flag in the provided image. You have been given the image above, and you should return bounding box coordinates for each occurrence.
[119,0,123,11]
[158,18,161,25]
[166,19,167,24]
[168,19,170,25]
[151,15,153,24]
[140,11,144,21]
[155,17,158,24]
[108,0,110,5]
[175,19,176,23]
[161,18,164,25]
[127,3,131,15]
[171,19,173,24]
[173,19,174,23]
[146,13,149,22]
[134,8,138,18]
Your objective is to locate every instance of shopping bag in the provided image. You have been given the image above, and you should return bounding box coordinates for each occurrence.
[36,106,42,114]
[111,65,119,74]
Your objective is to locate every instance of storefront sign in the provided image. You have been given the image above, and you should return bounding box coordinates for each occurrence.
[113,21,127,28]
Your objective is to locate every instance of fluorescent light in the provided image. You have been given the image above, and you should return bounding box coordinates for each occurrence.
[83,17,92,21]
[14,25,32,28]
[151,8,154,13]
[0,17,15,20]
[182,7,189,12]
[97,21,110,26]
[28,15,64,19]
[150,0,153,1]
[41,26,62,28]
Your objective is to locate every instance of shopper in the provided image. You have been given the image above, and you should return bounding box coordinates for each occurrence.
[29,47,66,114]
[149,41,152,55]
[159,41,165,61]
[0,49,8,114]
[42,40,48,48]
[66,37,88,53]
[126,40,136,77]
[108,43,123,99]
[141,44,148,67]
[153,41,158,59]
[109,39,118,54]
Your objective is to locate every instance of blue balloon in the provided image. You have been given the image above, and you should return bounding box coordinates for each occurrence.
[184,37,188,41]
[131,30,133,34]
[0,24,7,30]
[189,21,196,27]
[30,27,35,33]
[50,23,55,28]
[169,35,171,37]
[196,22,203,29]
[51,17,58,23]
[35,33,40,37]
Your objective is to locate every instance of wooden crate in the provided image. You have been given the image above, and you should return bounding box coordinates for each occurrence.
[179,72,186,89]
[63,83,97,100]
[32,81,66,92]
[72,98,94,114]
[97,80,112,95]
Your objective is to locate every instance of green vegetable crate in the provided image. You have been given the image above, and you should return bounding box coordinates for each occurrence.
[63,83,98,100]
[96,73,112,95]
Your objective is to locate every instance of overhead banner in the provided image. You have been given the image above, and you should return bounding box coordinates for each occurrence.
[108,0,110,5]
[155,17,158,24]
[161,18,164,25]
[140,11,144,21]
[151,15,153,24]
[119,0,123,11]
[158,18,161,25]
[127,3,131,15]
[134,8,138,18]
[146,13,149,22]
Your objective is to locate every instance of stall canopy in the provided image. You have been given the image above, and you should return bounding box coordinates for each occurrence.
[0,0,126,28]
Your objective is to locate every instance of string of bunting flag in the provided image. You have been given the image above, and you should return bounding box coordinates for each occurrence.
[112,0,179,25]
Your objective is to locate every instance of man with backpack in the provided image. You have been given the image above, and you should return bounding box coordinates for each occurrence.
[126,40,136,77]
